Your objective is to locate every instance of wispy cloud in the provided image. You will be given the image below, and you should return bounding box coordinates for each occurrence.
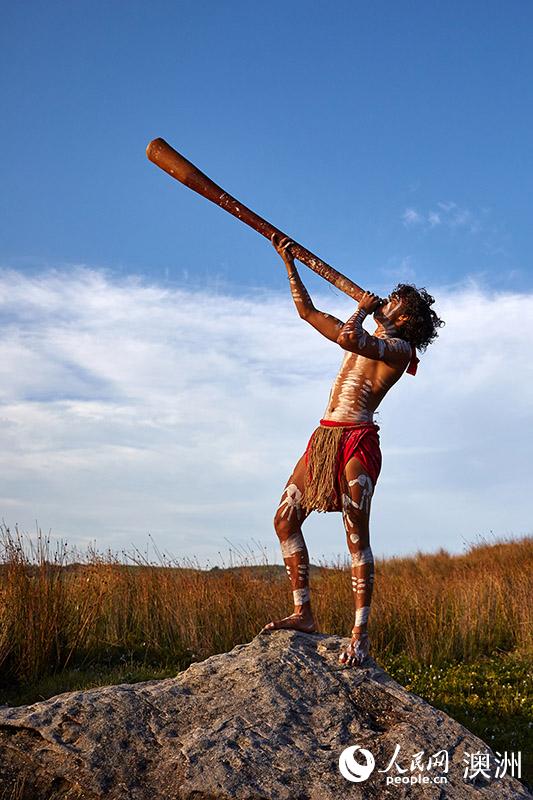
[402,201,482,233]
[402,208,423,226]
[379,256,417,283]
[1,267,531,564]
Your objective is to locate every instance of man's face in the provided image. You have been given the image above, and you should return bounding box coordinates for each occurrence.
[373,291,408,328]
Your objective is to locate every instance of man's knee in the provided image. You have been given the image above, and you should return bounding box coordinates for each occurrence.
[351,544,374,568]
[273,517,306,558]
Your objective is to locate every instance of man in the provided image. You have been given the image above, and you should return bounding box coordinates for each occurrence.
[262,234,444,667]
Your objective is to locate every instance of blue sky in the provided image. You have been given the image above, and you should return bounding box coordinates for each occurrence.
[2,1,532,292]
[1,2,532,565]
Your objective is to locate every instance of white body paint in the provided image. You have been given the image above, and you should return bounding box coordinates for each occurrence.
[323,352,374,423]
[348,474,374,513]
[374,298,404,336]
[354,606,371,626]
[342,475,374,529]
[277,483,303,521]
[289,274,313,310]
[280,530,306,558]
[323,305,412,424]
[293,587,310,605]
[342,492,359,528]
[351,546,374,567]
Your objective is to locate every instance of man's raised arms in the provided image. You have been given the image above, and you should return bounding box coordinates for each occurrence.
[271,235,412,367]
[271,234,345,343]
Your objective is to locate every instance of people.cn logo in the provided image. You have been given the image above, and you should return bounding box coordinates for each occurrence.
[338,745,376,782]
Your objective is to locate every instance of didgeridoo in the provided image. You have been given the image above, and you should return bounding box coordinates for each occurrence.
[146,138,365,301]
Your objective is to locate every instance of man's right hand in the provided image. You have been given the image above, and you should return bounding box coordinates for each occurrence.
[271,233,296,266]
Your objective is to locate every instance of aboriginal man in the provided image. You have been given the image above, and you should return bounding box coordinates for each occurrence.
[262,234,444,667]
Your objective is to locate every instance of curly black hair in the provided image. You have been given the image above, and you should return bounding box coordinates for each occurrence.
[391,283,445,352]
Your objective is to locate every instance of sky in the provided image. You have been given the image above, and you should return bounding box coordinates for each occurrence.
[1,2,532,566]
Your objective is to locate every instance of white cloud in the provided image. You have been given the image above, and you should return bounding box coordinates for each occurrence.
[0,267,531,565]
[402,208,422,226]
[402,201,482,234]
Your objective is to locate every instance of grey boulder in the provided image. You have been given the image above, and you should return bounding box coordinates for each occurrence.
[0,630,529,799]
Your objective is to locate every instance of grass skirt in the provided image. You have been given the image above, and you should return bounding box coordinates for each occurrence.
[300,421,382,513]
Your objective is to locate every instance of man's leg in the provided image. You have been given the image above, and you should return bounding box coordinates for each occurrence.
[338,456,375,666]
[262,453,317,633]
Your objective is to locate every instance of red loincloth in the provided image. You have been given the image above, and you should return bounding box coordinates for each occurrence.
[407,345,419,375]
[303,420,382,512]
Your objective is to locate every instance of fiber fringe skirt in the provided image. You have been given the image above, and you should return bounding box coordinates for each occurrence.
[301,420,382,513]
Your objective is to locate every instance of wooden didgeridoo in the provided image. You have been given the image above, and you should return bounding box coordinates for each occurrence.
[146,138,364,301]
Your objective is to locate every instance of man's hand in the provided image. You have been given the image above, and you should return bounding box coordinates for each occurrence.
[358,290,385,315]
[271,233,296,267]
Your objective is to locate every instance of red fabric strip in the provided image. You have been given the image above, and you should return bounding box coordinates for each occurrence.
[406,345,419,375]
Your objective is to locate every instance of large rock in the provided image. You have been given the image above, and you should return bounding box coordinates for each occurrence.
[0,630,529,799]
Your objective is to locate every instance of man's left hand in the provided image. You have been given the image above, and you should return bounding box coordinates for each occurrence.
[358,291,385,314]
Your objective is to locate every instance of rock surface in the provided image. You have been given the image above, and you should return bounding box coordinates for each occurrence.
[0,630,529,799]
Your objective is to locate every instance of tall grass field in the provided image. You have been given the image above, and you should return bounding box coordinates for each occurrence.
[0,525,531,788]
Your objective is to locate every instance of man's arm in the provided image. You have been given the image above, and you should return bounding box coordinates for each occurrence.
[336,292,412,365]
[273,234,345,343]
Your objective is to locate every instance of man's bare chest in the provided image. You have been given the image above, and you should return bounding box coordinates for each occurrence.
[332,352,400,395]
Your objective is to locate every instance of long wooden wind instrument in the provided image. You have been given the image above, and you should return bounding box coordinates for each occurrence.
[146,138,364,301]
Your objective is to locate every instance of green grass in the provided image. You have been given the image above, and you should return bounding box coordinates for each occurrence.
[0,662,179,708]
[382,649,532,789]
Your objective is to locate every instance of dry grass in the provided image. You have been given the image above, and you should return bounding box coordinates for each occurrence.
[0,523,531,687]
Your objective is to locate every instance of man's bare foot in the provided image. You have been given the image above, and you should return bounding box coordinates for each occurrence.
[339,630,370,667]
[261,612,317,634]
